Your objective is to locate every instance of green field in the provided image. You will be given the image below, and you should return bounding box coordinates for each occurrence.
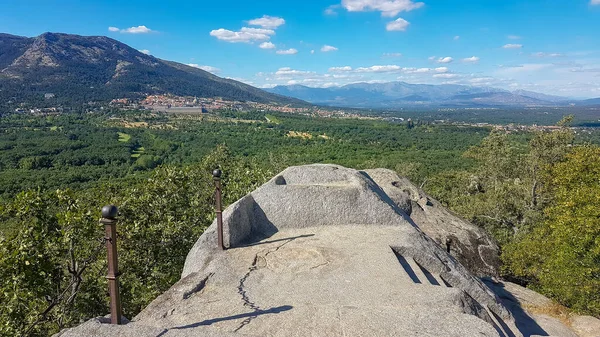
[117,132,131,142]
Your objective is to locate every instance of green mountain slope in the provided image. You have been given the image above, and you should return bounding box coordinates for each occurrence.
[0,32,305,106]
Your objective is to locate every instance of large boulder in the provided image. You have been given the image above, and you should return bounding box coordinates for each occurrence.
[364,169,500,277]
[58,164,589,337]
[180,165,510,322]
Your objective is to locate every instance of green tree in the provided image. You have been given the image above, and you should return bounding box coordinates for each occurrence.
[429,119,575,245]
[503,145,600,316]
[0,145,276,336]
[527,116,574,211]
[0,190,104,336]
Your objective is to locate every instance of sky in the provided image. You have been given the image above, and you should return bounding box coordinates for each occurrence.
[2,0,600,98]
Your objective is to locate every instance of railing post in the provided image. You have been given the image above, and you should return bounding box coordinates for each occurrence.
[213,169,225,250]
[100,205,122,324]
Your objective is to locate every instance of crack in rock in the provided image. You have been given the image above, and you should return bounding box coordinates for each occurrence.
[234,239,294,332]
[310,261,330,270]
[183,273,213,300]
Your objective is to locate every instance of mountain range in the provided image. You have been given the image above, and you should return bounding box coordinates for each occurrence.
[0,32,304,106]
[267,83,600,108]
[1,32,599,110]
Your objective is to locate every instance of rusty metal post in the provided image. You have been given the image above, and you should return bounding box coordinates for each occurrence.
[213,169,225,250]
[100,205,122,325]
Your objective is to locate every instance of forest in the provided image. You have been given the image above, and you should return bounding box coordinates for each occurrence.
[0,109,599,336]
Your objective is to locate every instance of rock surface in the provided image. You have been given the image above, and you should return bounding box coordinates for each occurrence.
[364,168,500,277]
[57,164,591,337]
[571,316,600,337]
[483,278,600,337]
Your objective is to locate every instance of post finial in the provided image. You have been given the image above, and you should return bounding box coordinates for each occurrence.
[101,205,119,219]
[212,169,222,179]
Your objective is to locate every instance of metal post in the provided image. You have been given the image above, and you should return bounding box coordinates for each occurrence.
[213,169,225,250]
[100,205,122,325]
[445,238,453,254]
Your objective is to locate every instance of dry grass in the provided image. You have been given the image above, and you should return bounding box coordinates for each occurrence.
[287,131,313,139]
[123,121,149,128]
[523,302,574,327]
[150,124,178,130]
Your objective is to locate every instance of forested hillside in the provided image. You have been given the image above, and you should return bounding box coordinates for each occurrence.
[0,110,598,336]
[0,33,304,106]
[0,111,487,201]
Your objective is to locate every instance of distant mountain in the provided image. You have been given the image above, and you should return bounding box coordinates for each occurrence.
[580,97,600,106]
[0,32,305,106]
[266,82,576,108]
[511,90,569,103]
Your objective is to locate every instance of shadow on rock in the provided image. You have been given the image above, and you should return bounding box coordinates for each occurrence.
[157,305,293,335]
[483,278,548,337]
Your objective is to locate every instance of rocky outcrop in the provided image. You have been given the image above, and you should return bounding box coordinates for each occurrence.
[181,165,507,318]
[57,164,593,337]
[364,169,500,277]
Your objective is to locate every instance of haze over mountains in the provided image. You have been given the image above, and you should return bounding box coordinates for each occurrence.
[267,83,600,108]
[0,32,303,105]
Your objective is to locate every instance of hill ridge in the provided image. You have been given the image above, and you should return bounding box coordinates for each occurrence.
[0,32,306,106]
[266,82,598,108]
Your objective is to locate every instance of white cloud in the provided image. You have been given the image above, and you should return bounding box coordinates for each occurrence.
[433,73,459,79]
[463,56,480,63]
[532,52,563,58]
[435,67,449,73]
[210,27,275,43]
[311,50,315,54]
[503,44,523,49]
[403,67,430,73]
[276,48,298,55]
[187,64,221,74]
[507,35,521,40]
[428,56,436,61]
[569,67,600,73]
[355,65,401,72]
[122,25,154,34]
[496,63,551,74]
[592,0,600,5]
[437,57,453,64]
[386,18,410,31]
[321,45,338,52]
[259,42,276,49]
[241,27,276,35]
[382,52,402,57]
[108,26,154,34]
[341,0,424,17]
[325,5,340,15]
[248,15,285,29]
[275,67,315,75]
[469,77,495,84]
[454,35,460,40]
[139,49,151,55]
[329,66,353,72]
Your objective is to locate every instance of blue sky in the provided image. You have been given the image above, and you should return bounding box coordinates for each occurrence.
[2,0,600,97]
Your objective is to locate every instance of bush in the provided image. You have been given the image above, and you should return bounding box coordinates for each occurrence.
[503,145,600,316]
